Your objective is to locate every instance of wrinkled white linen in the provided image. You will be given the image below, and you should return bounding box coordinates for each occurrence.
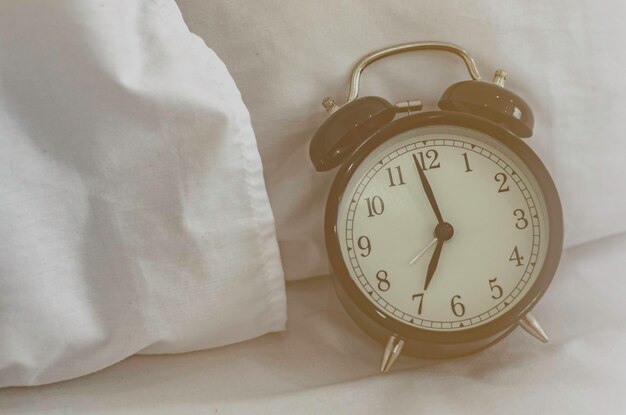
[1,234,624,414]
[0,0,286,387]
[177,0,626,280]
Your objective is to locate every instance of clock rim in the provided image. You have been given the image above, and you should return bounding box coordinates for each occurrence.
[325,111,564,344]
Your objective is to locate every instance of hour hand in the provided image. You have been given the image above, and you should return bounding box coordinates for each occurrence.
[423,222,454,290]
[424,239,444,290]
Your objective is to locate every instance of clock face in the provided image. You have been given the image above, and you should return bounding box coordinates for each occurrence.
[336,125,550,332]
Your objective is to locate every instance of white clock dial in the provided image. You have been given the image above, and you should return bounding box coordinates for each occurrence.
[337,125,550,331]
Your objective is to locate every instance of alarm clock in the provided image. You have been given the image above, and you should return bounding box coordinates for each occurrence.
[309,41,563,372]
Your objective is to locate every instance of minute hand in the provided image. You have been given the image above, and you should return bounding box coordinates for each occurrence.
[413,154,444,224]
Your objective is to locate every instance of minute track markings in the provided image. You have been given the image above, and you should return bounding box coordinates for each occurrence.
[346,140,540,327]
[343,137,541,329]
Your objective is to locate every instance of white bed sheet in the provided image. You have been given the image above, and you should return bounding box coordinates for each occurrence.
[2,233,624,414]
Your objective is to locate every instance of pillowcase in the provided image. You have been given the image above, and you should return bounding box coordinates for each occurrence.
[177,0,626,279]
[0,0,286,387]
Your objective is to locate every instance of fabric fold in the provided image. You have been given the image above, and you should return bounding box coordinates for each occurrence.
[0,0,286,387]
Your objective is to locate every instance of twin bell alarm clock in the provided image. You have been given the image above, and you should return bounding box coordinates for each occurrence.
[309,41,563,372]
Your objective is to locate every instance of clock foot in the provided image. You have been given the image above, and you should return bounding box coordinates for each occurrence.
[519,313,549,343]
[380,334,405,373]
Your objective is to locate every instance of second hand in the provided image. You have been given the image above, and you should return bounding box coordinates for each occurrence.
[408,238,438,265]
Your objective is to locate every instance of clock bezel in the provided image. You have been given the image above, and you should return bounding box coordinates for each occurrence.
[325,111,563,344]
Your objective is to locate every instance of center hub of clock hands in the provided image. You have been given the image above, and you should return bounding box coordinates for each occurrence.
[434,221,454,241]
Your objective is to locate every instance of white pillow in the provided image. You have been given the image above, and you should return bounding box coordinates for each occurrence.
[0,0,286,386]
[177,0,626,279]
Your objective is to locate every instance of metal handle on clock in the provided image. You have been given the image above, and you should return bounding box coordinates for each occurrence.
[346,41,482,103]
